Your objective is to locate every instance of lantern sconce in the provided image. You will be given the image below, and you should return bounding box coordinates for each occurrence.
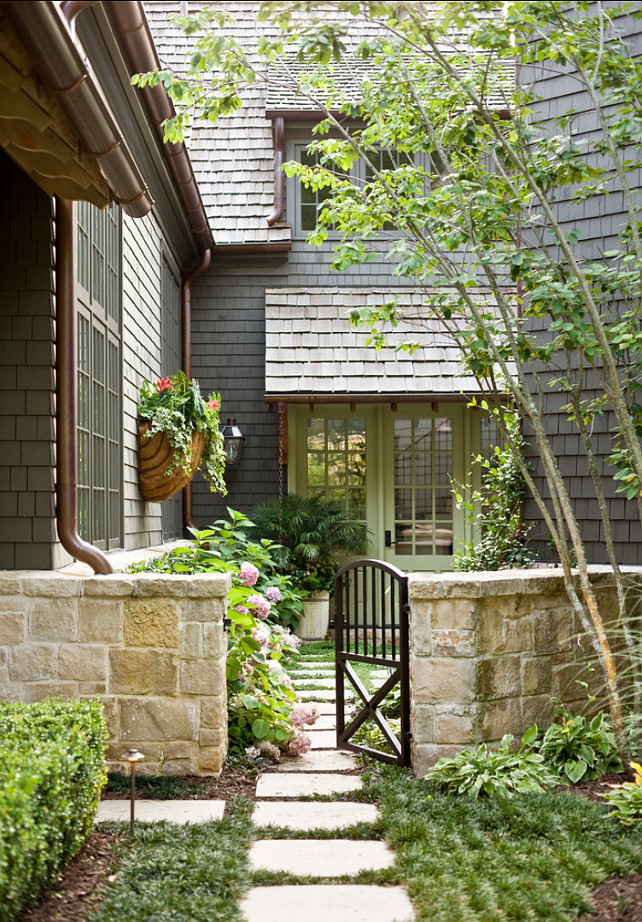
[222,418,244,465]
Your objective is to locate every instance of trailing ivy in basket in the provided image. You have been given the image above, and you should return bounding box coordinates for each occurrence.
[138,371,227,494]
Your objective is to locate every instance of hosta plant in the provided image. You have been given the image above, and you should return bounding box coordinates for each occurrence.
[599,762,642,825]
[138,370,226,494]
[536,707,621,784]
[424,729,560,798]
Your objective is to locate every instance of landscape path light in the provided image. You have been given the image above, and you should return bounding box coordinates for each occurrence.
[121,748,145,835]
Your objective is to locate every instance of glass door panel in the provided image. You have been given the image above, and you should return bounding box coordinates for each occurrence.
[384,408,464,571]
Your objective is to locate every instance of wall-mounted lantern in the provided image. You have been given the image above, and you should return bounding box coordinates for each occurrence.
[222,418,244,465]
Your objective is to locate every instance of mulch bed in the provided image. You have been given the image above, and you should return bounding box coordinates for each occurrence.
[15,768,642,921]
[18,831,120,922]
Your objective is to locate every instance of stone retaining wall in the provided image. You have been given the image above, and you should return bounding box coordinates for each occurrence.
[0,571,230,776]
[409,567,636,778]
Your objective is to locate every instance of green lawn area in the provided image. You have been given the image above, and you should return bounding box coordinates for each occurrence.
[92,769,641,921]
[88,641,642,920]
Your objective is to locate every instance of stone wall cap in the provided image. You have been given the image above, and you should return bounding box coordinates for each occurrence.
[408,565,635,599]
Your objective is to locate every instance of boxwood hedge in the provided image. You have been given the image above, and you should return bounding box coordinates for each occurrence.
[0,697,107,921]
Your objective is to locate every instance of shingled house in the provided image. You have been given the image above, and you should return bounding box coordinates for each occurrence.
[145,0,642,571]
[0,1,214,573]
[144,0,516,573]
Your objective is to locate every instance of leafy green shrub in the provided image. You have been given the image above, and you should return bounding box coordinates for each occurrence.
[599,762,642,825]
[0,698,107,921]
[424,729,560,798]
[453,408,537,571]
[535,707,621,783]
[251,493,369,594]
[132,509,303,630]
[131,511,318,761]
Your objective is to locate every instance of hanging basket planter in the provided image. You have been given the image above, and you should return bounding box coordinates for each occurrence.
[137,420,206,502]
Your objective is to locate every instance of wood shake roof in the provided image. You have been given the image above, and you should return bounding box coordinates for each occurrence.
[265,288,490,399]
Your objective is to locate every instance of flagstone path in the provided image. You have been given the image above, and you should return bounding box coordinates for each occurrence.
[241,655,415,922]
[97,651,415,921]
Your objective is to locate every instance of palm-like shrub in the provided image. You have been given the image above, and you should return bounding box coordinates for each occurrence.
[251,493,369,592]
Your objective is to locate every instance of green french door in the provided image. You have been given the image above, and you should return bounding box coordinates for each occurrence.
[382,406,466,572]
[289,404,470,572]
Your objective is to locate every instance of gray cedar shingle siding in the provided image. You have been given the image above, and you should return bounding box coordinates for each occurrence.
[519,8,642,565]
[0,152,56,569]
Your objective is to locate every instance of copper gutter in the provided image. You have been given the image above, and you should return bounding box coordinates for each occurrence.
[56,197,113,574]
[265,394,478,404]
[212,242,291,255]
[103,1,214,252]
[7,2,153,218]
[267,116,286,226]
[182,249,211,530]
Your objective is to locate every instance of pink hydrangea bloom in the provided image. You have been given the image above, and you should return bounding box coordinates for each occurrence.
[251,625,270,648]
[239,562,259,586]
[284,732,312,757]
[236,606,248,616]
[259,740,281,762]
[265,586,281,603]
[247,594,271,621]
[290,702,320,728]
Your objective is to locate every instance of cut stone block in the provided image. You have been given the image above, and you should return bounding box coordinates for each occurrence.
[255,772,361,799]
[299,689,337,700]
[253,800,380,830]
[242,885,414,922]
[280,749,356,772]
[249,839,394,876]
[96,799,225,824]
[313,702,337,716]
[310,713,337,730]
[297,678,335,689]
[308,729,338,748]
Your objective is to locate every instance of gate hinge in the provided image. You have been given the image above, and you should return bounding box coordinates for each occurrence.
[404,731,413,740]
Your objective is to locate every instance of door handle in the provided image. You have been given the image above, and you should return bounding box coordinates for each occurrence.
[385,529,394,548]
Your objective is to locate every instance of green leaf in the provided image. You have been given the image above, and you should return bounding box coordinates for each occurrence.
[251,718,271,740]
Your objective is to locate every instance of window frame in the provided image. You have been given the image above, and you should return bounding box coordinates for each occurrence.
[75,201,123,551]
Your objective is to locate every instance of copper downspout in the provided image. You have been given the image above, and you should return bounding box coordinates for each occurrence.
[267,117,286,226]
[56,197,113,574]
[182,249,212,530]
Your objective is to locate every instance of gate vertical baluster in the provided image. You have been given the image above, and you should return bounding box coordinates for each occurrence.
[335,571,345,745]
[362,564,369,656]
[370,569,379,656]
[353,566,360,654]
[391,572,397,661]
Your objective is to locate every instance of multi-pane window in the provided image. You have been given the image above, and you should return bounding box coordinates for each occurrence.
[294,143,423,236]
[306,417,366,520]
[76,202,122,550]
[393,417,454,556]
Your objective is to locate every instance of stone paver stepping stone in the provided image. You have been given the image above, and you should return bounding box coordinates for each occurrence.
[309,713,337,730]
[296,678,335,689]
[249,839,394,876]
[291,661,333,670]
[308,729,338,748]
[312,701,337,716]
[242,885,414,922]
[299,689,337,700]
[280,749,356,772]
[97,800,225,824]
[255,772,361,799]
[253,800,380,830]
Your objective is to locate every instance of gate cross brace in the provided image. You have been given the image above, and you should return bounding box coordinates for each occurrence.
[338,659,402,757]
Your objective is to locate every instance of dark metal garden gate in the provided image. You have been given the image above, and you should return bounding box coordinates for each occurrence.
[333,559,411,766]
